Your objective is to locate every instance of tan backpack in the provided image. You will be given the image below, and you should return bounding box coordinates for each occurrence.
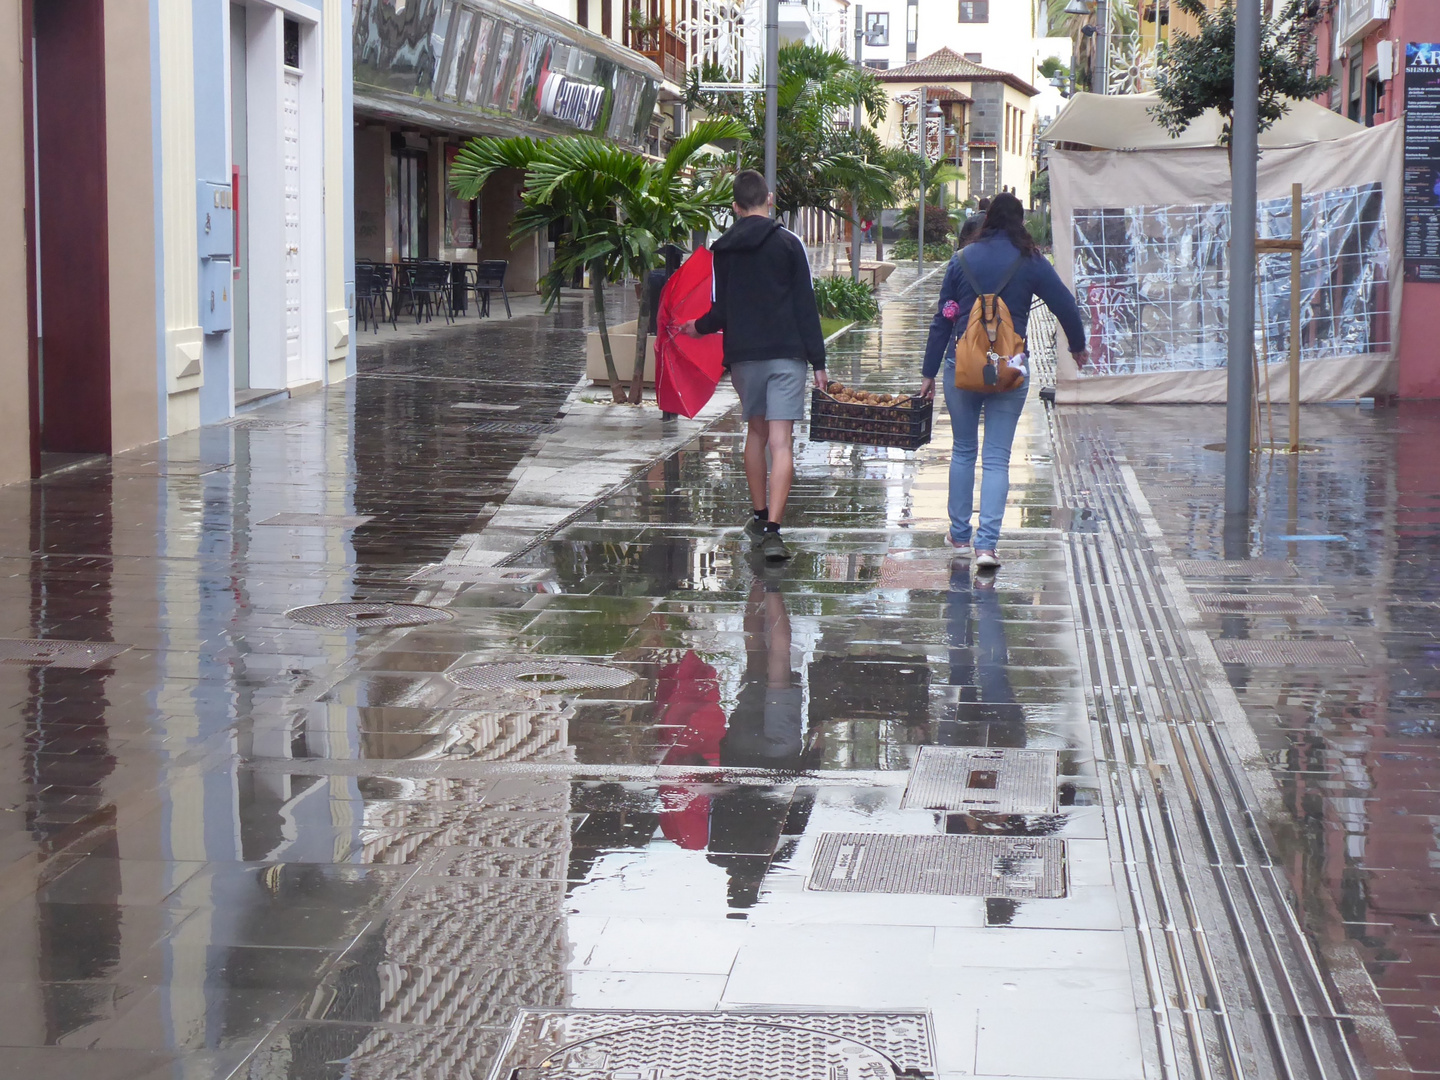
[951,250,1027,393]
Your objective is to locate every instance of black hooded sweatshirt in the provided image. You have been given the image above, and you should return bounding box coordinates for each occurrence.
[694,215,827,370]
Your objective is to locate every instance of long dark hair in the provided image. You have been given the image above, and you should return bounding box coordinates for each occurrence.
[977,192,1036,256]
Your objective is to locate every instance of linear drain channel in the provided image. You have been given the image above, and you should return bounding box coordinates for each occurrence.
[0,639,131,669]
[447,660,637,695]
[809,833,1065,898]
[901,747,1057,813]
[1193,593,1327,616]
[1211,638,1363,667]
[494,1010,937,1080]
[1175,558,1297,578]
[258,512,374,528]
[286,602,454,630]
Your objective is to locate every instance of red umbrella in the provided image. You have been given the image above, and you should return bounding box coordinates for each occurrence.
[655,248,725,418]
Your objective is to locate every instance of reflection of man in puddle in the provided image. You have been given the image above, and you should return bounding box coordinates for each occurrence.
[708,572,809,907]
[940,562,1025,748]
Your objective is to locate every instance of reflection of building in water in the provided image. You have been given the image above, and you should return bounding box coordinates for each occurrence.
[807,652,931,768]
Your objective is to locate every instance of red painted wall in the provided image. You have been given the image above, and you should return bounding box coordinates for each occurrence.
[33,0,112,453]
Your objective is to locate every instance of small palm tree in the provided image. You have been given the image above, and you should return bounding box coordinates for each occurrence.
[450,118,747,404]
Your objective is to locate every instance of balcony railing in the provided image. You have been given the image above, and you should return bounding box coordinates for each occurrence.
[633,20,687,84]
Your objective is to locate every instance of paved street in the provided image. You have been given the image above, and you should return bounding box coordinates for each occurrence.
[0,273,1431,1080]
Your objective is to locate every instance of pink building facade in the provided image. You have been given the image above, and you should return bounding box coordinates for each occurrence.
[1315,0,1440,395]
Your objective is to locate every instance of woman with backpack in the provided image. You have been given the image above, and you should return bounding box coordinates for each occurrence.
[920,192,1089,570]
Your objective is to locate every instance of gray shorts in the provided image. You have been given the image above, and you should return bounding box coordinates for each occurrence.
[731,358,809,421]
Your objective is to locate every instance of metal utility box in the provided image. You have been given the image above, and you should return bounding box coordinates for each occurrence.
[200,258,232,334]
[198,180,234,259]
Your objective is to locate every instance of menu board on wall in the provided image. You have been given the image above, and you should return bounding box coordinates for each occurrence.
[444,146,477,250]
[1404,43,1440,282]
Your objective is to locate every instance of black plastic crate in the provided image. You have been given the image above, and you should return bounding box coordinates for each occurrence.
[808,388,933,450]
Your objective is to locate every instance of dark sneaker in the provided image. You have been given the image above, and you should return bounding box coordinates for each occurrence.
[743,517,767,544]
[759,530,792,562]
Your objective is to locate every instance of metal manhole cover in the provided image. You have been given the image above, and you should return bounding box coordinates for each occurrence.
[809,833,1065,898]
[0,638,131,669]
[1175,559,1297,578]
[1194,593,1327,616]
[447,660,637,694]
[494,1010,936,1080]
[1211,638,1363,667]
[901,747,1057,813]
[286,602,454,630]
[258,513,374,528]
[409,564,557,585]
[226,418,303,430]
[468,421,554,435]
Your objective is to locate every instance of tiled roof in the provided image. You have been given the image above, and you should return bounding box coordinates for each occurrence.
[877,48,1040,96]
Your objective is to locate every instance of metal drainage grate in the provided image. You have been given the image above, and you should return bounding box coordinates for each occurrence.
[468,420,554,436]
[1175,558,1297,579]
[286,602,454,630]
[809,832,1065,898]
[1211,638,1363,667]
[0,639,131,670]
[901,747,1057,813]
[409,564,557,585]
[446,660,637,695]
[1194,593,1327,616]
[258,513,374,528]
[226,418,303,431]
[493,1010,937,1080]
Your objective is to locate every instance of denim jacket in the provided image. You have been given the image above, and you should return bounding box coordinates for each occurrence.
[922,235,1087,379]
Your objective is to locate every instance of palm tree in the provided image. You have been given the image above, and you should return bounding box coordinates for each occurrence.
[449,118,746,404]
[686,43,894,224]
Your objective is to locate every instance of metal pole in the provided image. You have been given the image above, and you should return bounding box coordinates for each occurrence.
[1096,0,1109,94]
[1223,0,1260,549]
[852,5,863,282]
[1287,182,1301,454]
[764,0,779,214]
[917,85,926,279]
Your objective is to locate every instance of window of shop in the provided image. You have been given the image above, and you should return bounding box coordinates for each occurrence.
[958,0,988,22]
[395,149,429,260]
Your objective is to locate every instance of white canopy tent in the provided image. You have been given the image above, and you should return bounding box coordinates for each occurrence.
[1039,91,1363,151]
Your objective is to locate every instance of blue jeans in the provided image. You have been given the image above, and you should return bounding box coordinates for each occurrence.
[942,362,1028,551]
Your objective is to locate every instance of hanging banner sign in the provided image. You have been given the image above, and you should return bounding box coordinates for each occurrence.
[1403,43,1440,282]
[537,71,606,130]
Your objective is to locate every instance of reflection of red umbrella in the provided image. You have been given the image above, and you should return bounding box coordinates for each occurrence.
[655,249,724,418]
[654,650,725,850]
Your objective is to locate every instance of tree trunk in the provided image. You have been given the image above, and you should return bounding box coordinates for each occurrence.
[626,278,650,405]
[592,267,626,404]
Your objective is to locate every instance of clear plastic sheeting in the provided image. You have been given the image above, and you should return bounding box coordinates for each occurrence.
[1072,183,1391,377]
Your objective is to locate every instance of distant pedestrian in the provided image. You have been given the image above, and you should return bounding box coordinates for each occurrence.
[681,170,827,562]
[921,192,1088,571]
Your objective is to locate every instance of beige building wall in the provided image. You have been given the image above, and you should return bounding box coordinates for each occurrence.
[106,0,161,452]
[0,3,31,486]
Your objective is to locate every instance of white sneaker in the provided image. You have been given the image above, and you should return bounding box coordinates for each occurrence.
[944,534,972,558]
[974,550,1000,570]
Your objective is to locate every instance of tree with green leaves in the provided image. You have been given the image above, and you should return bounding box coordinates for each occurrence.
[1150,0,1333,159]
[449,118,746,404]
[684,43,894,222]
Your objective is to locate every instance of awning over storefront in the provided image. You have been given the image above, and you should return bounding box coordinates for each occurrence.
[353,0,663,151]
[1040,91,1363,150]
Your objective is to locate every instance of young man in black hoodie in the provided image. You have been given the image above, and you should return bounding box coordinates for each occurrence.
[680,171,827,562]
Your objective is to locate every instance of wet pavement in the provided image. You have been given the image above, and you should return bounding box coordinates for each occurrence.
[0,261,1430,1080]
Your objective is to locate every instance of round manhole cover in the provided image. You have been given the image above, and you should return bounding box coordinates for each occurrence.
[528,1020,901,1079]
[286,602,454,630]
[446,660,637,694]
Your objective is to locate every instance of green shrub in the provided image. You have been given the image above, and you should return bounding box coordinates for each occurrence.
[890,237,955,263]
[1024,209,1052,249]
[813,275,881,323]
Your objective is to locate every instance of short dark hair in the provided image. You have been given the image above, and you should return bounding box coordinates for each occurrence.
[733,170,769,210]
[976,196,992,212]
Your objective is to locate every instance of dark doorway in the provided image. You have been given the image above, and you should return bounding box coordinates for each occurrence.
[393,147,429,260]
[31,0,113,461]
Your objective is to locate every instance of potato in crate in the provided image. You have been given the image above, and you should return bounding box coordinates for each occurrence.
[809,383,933,450]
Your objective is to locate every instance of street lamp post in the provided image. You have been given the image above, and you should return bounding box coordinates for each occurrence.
[917,85,927,280]
[764,0,779,212]
[1224,0,1261,551]
[852,5,863,282]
